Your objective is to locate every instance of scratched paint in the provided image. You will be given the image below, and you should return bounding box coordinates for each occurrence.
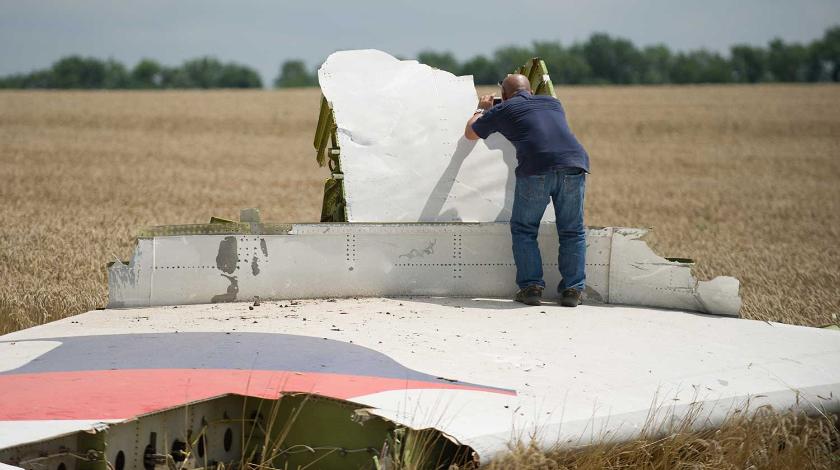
[584,285,604,302]
[211,274,238,303]
[399,240,436,260]
[215,236,238,274]
[251,255,260,276]
[108,225,741,316]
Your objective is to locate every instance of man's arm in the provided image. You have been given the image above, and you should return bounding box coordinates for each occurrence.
[464,94,495,140]
[464,112,483,140]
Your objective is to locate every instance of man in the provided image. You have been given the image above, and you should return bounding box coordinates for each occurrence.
[465,74,589,307]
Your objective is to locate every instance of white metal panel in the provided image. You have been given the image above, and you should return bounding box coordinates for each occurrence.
[103,395,246,470]
[583,227,612,302]
[0,341,60,373]
[608,228,740,314]
[2,299,837,461]
[107,238,153,308]
[0,420,115,449]
[318,49,554,223]
[109,224,740,316]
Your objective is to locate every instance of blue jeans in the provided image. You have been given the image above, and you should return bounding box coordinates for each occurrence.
[511,167,586,293]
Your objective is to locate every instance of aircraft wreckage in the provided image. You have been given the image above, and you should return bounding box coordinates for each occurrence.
[1,50,838,470]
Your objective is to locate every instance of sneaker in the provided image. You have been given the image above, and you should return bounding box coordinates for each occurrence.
[560,288,582,307]
[515,285,543,306]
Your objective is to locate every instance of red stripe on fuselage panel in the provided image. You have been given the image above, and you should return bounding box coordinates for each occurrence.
[0,369,514,420]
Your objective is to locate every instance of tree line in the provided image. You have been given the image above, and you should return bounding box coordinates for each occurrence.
[429,25,840,84]
[0,56,262,89]
[2,25,838,89]
[428,29,839,85]
[278,25,840,86]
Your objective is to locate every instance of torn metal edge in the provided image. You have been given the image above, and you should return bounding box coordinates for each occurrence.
[0,392,477,469]
[109,223,741,317]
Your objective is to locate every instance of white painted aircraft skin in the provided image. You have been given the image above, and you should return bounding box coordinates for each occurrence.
[0,421,118,449]
[1,297,838,459]
[319,49,553,223]
[108,224,742,316]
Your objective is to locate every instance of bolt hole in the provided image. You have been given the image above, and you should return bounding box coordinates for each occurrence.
[224,428,233,452]
[142,444,155,470]
[197,417,207,458]
[115,451,125,470]
[171,439,187,462]
[143,432,157,470]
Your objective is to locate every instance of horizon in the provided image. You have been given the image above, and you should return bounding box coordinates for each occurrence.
[2,0,839,84]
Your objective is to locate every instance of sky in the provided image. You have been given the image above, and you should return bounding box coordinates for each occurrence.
[1,0,838,85]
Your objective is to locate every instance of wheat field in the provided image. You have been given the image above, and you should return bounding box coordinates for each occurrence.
[2,85,838,334]
[1,86,839,467]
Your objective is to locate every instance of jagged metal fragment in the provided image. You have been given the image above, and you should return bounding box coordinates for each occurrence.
[318,49,554,223]
[2,297,838,462]
[108,223,740,316]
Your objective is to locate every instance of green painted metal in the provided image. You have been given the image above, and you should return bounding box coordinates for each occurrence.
[328,148,341,173]
[314,96,330,158]
[316,124,332,167]
[243,394,391,470]
[242,394,474,470]
[0,394,474,470]
[76,430,107,470]
[314,96,340,168]
[314,93,347,221]
[536,59,556,97]
[137,223,293,238]
[518,57,556,98]
[526,59,541,89]
[376,426,477,470]
[313,92,347,221]
[320,177,347,222]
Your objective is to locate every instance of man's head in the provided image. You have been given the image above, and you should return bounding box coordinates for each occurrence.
[500,74,531,100]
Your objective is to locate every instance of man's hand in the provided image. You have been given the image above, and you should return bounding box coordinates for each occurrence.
[465,94,496,140]
[478,94,495,110]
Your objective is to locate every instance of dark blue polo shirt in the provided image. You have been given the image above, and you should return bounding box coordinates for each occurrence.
[471,91,590,176]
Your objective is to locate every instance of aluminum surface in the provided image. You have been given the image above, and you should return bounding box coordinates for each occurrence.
[2,298,838,461]
[108,224,741,316]
[319,49,554,223]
